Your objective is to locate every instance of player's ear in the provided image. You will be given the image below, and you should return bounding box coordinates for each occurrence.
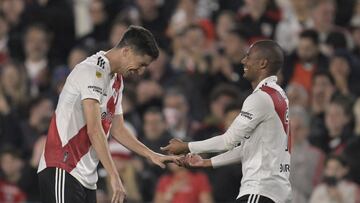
[121,47,130,57]
[259,58,268,69]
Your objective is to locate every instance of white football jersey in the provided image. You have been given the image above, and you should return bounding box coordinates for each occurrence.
[189,76,291,203]
[38,51,124,189]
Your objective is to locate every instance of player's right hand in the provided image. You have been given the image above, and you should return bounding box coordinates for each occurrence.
[160,138,189,155]
[110,175,126,203]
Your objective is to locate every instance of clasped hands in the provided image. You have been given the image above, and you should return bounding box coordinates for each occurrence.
[161,138,205,168]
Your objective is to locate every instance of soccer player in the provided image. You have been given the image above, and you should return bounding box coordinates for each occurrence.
[38,26,179,203]
[161,40,291,203]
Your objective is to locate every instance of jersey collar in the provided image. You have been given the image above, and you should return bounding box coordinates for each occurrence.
[98,51,111,74]
[253,75,278,93]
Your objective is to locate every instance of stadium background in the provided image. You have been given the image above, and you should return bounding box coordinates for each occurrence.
[0,0,360,202]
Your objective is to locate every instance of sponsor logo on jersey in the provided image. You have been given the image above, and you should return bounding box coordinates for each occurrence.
[280,163,290,172]
[88,85,103,94]
[96,71,102,78]
[240,111,253,120]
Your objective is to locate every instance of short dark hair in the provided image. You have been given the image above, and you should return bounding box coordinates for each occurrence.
[25,23,51,40]
[300,29,319,45]
[325,154,348,167]
[253,40,284,75]
[330,94,354,117]
[117,25,159,59]
[210,84,239,103]
[326,31,347,49]
[144,106,165,120]
[0,145,23,160]
[312,71,335,86]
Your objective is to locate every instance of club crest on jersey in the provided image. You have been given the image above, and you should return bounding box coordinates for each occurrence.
[101,111,114,122]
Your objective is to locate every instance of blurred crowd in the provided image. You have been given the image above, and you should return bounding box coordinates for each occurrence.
[1,0,360,202]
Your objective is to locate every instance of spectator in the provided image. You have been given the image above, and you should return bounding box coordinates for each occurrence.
[154,163,213,203]
[286,83,309,108]
[202,103,242,203]
[343,97,360,184]
[0,12,9,65]
[237,0,282,40]
[215,11,237,43]
[67,46,89,70]
[329,50,360,96]
[312,94,354,154]
[163,88,200,140]
[171,25,209,74]
[211,27,252,92]
[0,62,28,115]
[275,0,313,53]
[1,0,25,60]
[290,106,325,203]
[144,48,179,87]
[139,107,173,201]
[309,155,359,203]
[196,84,240,141]
[78,0,111,47]
[135,0,171,47]
[23,24,53,97]
[310,0,352,53]
[323,31,348,56]
[0,146,27,202]
[350,23,360,59]
[20,96,54,156]
[167,0,214,42]
[310,71,336,115]
[0,77,24,148]
[282,29,329,93]
[136,79,164,116]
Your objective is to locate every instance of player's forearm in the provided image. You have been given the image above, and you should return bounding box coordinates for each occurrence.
[88,129,119,178]
[112,127,155,159]
[210,146,242,168]
[188,135,229,154]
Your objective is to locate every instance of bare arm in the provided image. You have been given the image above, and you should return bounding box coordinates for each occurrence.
[82,99,125,203]
[111,115,179,168]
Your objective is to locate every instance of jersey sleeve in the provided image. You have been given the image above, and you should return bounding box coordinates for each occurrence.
[72,64,106,102]
[114,77,124,115]
[189,91,272,153]
[210,145,243,168]
[221,91,272,148]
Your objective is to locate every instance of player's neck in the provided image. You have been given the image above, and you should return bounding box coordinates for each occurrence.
[251,74,273,89]
[105,49,123,74]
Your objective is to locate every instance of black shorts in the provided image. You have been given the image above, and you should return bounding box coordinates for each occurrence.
[236,194,275,203]
[38,167,96,203]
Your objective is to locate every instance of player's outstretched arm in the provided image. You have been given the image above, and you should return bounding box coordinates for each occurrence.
[111,115,181,168]
[182,145,242,169]
[83,99,125,203]
[160,138,190,155]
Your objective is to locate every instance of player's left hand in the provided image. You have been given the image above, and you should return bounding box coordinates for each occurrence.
[184,153,205,167]
[148,152,182,168]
